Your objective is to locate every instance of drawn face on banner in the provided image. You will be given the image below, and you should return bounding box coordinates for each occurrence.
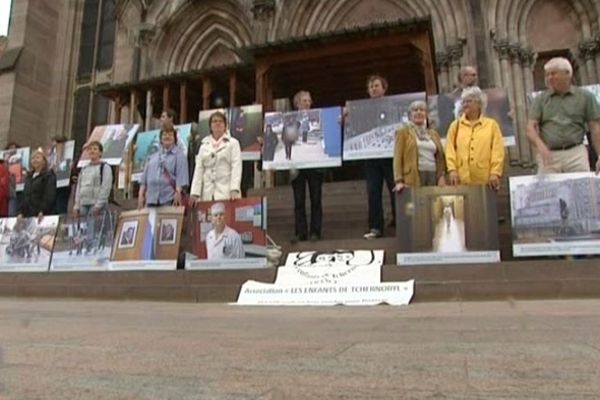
[290,250,380,268]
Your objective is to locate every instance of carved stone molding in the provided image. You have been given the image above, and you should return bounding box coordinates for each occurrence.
[493,38,511,60]
[519,47,536,67]
[435,51,450,71]
[579,39,599,61]
[446,38,466,66]
[251,0,275,21]
[132,22,156,48]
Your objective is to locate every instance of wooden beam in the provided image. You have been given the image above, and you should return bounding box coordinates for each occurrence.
[229,71,237,107]
[114,95,123,124]
[145,89,153,130]
[256,33,415,66]
[180,81,188,122]
[162,83,171,111]
[202,77,212,110]
[411,33,438,94]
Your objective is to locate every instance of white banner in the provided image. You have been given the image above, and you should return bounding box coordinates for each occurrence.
[275,265,380,285]
[236,280,414,306]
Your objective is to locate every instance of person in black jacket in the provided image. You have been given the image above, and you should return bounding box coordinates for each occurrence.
[20,149,57,218]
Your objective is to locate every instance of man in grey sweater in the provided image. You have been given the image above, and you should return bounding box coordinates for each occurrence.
[73,141,113,254]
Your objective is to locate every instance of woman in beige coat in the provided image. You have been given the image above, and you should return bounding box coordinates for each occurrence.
[190,111,242,202]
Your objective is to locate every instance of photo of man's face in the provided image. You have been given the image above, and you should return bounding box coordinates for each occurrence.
[211,210,226,230]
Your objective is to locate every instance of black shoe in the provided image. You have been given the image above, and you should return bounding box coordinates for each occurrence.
[309,234,321,242]
[290,235,306,244]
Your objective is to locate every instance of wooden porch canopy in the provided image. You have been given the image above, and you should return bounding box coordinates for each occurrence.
[96,63,255,125]
[245,17,438,110]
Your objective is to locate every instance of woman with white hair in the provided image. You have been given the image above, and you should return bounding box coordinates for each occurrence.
[393,100,446,191]
[445,86,505,190]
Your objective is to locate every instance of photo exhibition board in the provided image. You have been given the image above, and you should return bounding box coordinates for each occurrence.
[110,206,184,270]
[0,147,30,191]
[0,216,60,272]
[132,124,192,182]
[262,106,342,170]
[77,124,140,167]
[427,88,516,146]
[395,185,500,265]
[510,172,600,257]
[185,197,267,269]
[50,208,118,271]
[343,92,425,160]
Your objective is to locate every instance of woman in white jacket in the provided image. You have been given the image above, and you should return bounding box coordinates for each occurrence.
[190,111,242,202]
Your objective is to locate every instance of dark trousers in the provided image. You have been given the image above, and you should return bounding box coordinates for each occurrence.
[365,158,395,232]
[292,170,323,238]
[55,186,71,214]
[284,142,293,160]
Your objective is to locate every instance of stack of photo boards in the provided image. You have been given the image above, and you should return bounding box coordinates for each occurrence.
[0,197,268,272]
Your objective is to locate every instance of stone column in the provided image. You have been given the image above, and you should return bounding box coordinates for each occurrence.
[580,39,599,84]
[494,39,519,162]
[521,49,536,164]
[435,52,450,92]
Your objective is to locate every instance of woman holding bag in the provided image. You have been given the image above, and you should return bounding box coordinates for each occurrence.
[138,109,189,208]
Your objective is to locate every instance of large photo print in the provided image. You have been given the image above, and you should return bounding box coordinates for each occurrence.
[186,197,267,269]
[132,124,192,182]
[0,216,59,272]
[0,147,30,191]
[510,172,600,256]
[78,124,140,167]
[262,106,342,170]
[396,186,500,265]
[50,208,117,271]
[343,92,425,160]
[198,105,263,160]
[428,88,515,146]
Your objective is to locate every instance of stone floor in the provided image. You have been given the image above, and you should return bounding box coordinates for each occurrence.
[1,299,600,399]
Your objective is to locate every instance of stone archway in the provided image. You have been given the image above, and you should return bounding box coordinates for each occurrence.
[149,0,253,75]
[270,0,472,93]
[488,0,600,165]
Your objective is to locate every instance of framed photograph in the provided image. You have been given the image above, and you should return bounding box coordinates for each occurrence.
[186,197,267,269]
[343,92,425,160]
[510,172,600,257]
[262,106,342,170]
[47,140,75,188]
[118,221,138,249]
[396,186,500,265]
[158,218,177,245]
[199,105,263,160]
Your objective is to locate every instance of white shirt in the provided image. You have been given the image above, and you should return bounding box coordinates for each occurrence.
[206,225,245,260]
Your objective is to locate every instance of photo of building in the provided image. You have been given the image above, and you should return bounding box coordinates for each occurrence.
[510,173,600,256]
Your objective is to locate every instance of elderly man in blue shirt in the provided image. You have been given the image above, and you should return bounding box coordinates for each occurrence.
[138,109,189,208]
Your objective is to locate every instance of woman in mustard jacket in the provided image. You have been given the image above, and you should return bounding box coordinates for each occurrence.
[393,100,446,192]
[445,86,505,190]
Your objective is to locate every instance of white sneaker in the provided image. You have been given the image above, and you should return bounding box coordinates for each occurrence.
[363,230,382,239]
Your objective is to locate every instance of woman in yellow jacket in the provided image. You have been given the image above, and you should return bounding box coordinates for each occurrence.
[445,86,505,190]
[393,100,446,191]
